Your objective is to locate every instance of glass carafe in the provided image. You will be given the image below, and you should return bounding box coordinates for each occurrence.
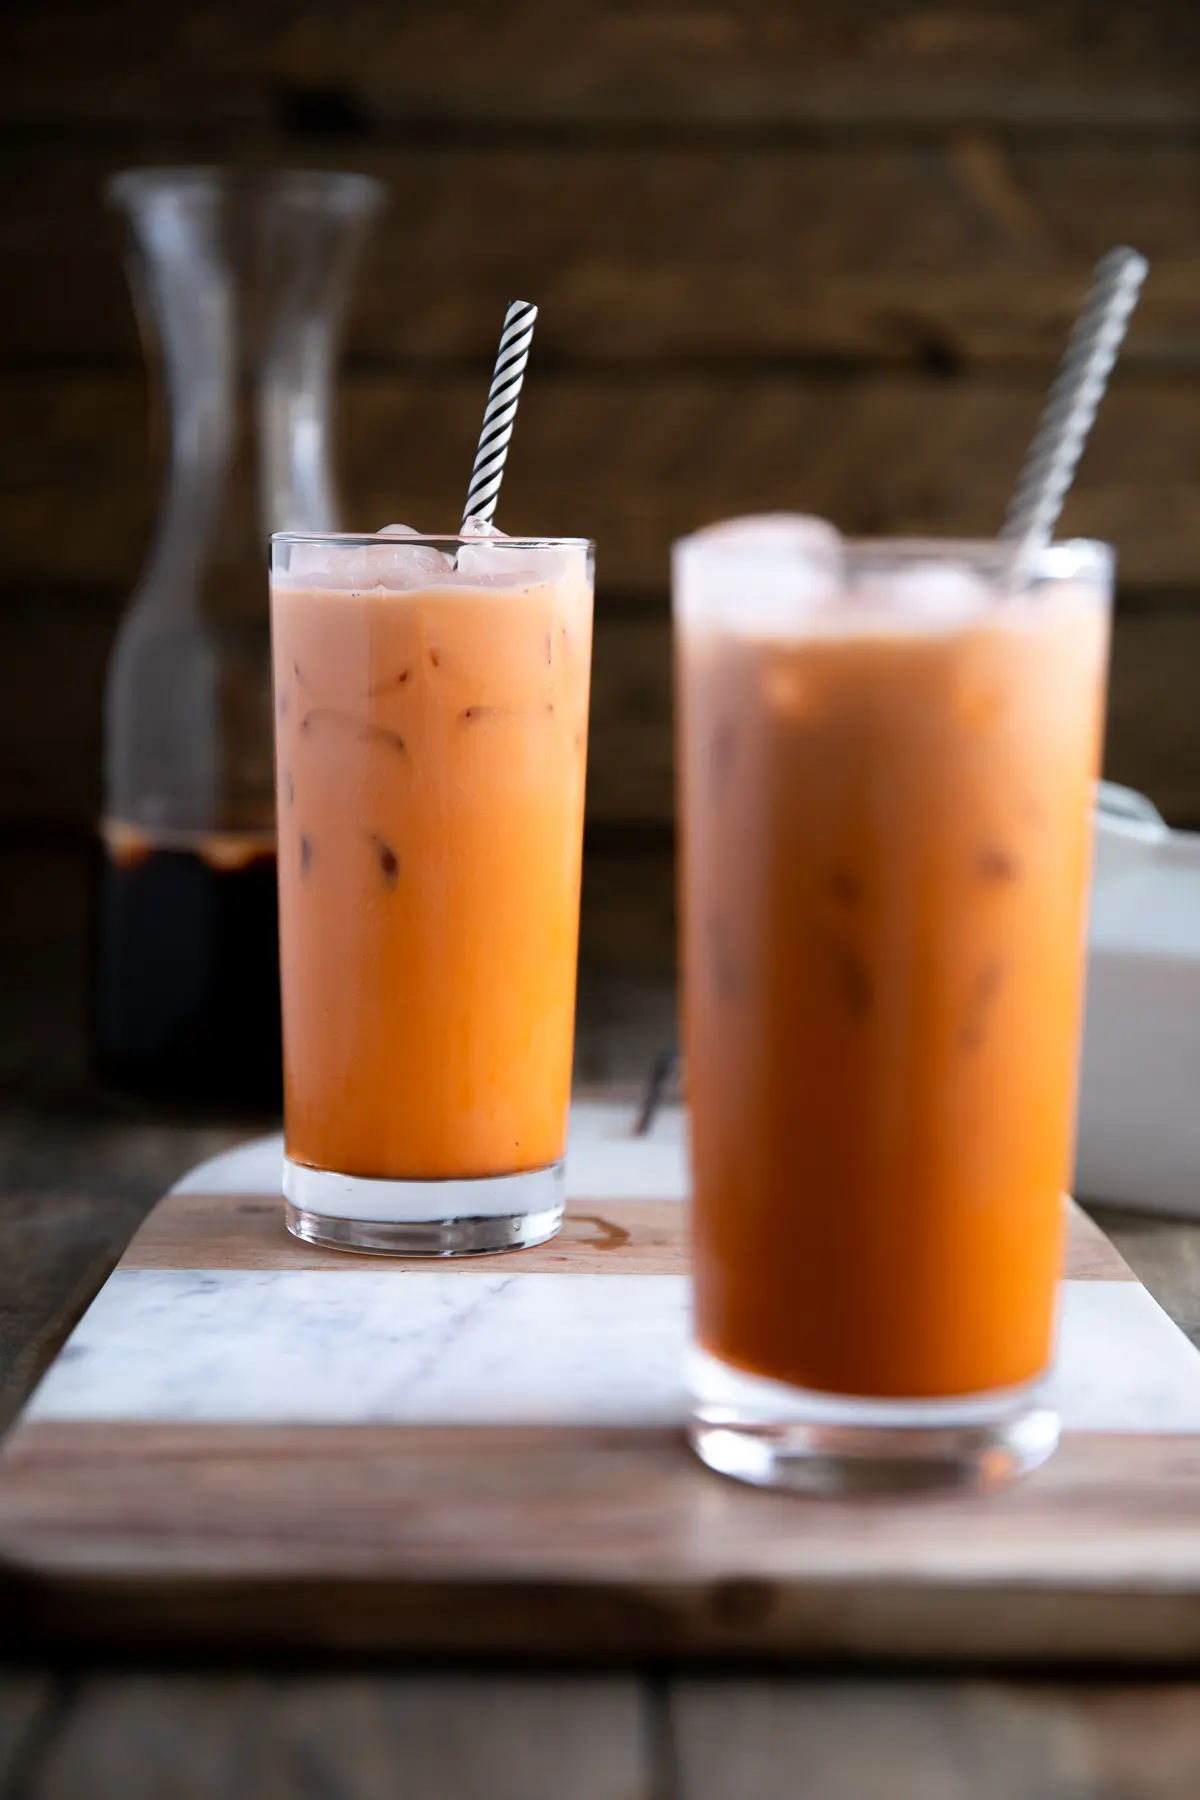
[95,167,385,1109]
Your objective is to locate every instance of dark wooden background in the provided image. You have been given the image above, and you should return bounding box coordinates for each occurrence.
[2,0,1199,1075]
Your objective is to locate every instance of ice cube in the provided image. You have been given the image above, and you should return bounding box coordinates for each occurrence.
[276,528,452,591]
[379,542,455,587]
[453,518,587,589]
[692,514,842,558]
[278,539,352,586]
[674,514,844,633]
[456,519,557,587]
[371,523,454,588]
[856,564,991,629]
[455,516,514,582]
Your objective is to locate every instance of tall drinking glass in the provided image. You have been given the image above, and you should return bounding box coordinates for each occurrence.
[270,532,594,1253]
[674,522,1112,1491]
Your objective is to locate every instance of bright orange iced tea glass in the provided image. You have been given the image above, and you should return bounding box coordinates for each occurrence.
[270,531,593,1253]
[674,521,1112,1491]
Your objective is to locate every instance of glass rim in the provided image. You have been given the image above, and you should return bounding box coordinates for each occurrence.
[843,535,1112,570]
[675,532,1113,580]
[271,531,594,551]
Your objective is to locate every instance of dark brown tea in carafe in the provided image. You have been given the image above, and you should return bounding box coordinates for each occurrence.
[95,824,282,1110]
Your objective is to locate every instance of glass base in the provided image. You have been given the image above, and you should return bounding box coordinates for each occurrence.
[282,1157,564,1257]
[688,1349,1059,1495]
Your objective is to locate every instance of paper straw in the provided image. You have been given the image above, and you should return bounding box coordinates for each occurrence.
[1001,246,1148,553]
[461,300,538,529]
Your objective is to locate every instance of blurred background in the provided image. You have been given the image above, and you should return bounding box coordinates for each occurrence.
[2,0,1198,1097]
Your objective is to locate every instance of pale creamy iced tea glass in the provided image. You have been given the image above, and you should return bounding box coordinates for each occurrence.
[270,531,594,1254]
[675,523,1113,1492]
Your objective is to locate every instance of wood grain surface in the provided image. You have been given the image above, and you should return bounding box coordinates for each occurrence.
[125,1193,688,1275]
[5,143,1200,368]
[122,1187,1134,1281]
[0,1173,1178,1663]
[9,1667,1200,1798]
[7,1105,1200,1785]
[7,1425,1200,1660]
[4,370,1197,592]
[2,0,1196,127]
[19,1674,650,1800]
[669,1680,1200,1800]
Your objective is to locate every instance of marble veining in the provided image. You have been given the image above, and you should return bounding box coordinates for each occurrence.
[25,1272,1200,1433]
[1048,1281,1200,1431]
[29,1271,691,1427]
[24,1097,1200,1435]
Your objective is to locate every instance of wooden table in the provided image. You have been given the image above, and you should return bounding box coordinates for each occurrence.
[4,1091,1200,1796]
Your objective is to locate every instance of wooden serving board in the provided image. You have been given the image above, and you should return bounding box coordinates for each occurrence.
[4,1100,1200,1663]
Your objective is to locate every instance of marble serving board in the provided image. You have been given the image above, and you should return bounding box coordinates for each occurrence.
[4,1098,1200,1663]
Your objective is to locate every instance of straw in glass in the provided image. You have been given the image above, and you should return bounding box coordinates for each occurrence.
[1001,246,1148,554]
[461,300,538,529]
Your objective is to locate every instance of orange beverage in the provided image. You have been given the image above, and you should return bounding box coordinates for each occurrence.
[270,531,593,1254]
[675,521,1112,1490]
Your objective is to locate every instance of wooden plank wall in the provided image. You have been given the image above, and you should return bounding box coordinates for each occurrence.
[2,0,1199,984]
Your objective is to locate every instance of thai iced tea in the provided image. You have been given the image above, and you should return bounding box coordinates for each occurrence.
[675,520,1112,1486]
[270,531,593,1250]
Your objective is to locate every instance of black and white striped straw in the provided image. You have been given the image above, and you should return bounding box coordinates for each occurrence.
[1001,246,1148,553]
[461,300,538,529]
